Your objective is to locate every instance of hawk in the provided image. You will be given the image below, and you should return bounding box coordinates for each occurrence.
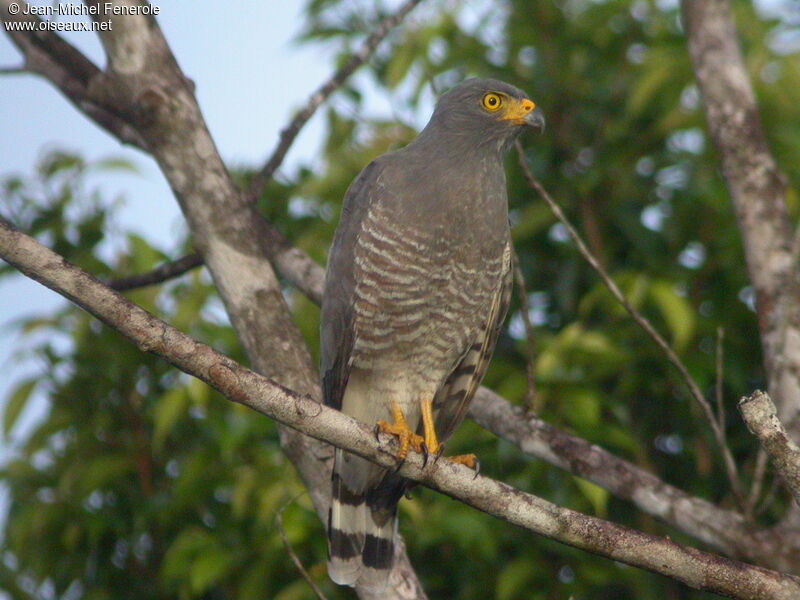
[321,78,544,589]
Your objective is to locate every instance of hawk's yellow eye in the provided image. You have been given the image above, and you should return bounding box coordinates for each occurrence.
[482,92,502,111]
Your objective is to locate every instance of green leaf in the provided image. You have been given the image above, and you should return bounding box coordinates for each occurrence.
[232,467,257,519]
[161,527,216,582]
[3,378,36,438]
[78,454,131,495]
[90,157,138,173]
[38,151,84,177]
[153,387,188,451]
[237,561,270,600]
[648,280,695,351]
[563,389,602,429]
[496,558,537,600]
[190,548,237,594]
[573,476,609,517]
[187,379,210,408]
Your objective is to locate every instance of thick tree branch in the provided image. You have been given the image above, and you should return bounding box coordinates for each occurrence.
[0,0,148,149]
[105,239,800,569]
[740,391,800,508]
[3,222,800,600]
[514,141,746,509]
[469,389,800,573]
[245,0,424,203]
[682,0,800,441]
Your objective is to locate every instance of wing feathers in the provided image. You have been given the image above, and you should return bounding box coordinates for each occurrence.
[433,242,513,441]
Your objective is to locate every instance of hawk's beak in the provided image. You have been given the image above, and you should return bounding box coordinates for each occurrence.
[524,106,545,132]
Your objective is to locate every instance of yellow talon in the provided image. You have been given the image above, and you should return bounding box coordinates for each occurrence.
[376,399,480,473]
[446,453,478,469]
[376,401,424,461]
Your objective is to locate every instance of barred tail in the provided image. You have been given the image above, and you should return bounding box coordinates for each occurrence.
[327,449,398,591]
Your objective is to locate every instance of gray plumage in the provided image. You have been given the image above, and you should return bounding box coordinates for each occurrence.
[321,78,544,590]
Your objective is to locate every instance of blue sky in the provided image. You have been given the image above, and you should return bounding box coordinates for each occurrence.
[0,0,379,501]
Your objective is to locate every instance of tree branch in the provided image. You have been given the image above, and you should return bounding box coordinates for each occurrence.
[106,252,203,291]
[682,0,800,441]
[103,216,324,302]
[276,502,330,600]
[245,0,424,203]
[0,0,148,149]
[740,391,800,508]
[3,221,800,600]
[514,141,746,509]
[0,65,27,75]
[469,388,799,573]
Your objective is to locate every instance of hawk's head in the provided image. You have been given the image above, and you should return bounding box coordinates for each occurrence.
[430,78,545,142]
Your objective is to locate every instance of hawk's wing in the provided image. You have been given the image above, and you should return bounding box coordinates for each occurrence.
[432,241,513,442]
[320,159,384,411]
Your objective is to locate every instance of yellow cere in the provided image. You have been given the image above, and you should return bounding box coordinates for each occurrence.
[499,97,536,124]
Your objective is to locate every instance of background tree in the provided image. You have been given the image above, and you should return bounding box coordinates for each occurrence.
[1,1,800,599]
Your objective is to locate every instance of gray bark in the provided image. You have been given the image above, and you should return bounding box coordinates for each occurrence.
[682,0,800,439]
[741,392,800,508]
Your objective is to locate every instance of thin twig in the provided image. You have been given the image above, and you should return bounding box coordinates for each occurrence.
[715,327,726,433]
[514,140,747,510]
[246,0,424,203]
[106,253,203,291]
[0,65,27,75]
[275,501,329,600]
[512,250,539,411]
[739,390,800,507]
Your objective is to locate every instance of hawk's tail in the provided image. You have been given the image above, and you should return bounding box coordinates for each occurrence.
[327,449,399,591]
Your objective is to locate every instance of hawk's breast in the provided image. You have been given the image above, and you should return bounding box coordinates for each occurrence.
[349,197,507,379]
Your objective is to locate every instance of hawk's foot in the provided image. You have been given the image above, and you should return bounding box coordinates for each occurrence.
[375,401,424,463]
[419,398,478,475]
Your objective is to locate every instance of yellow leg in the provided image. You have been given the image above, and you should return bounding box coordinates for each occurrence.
[376,401,424,461]
[419,397,478,471]
[420,397,440,455]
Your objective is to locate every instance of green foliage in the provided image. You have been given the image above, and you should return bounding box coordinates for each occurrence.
[2,0,800,598]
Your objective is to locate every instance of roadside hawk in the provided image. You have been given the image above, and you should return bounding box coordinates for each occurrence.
[321,78,545,589]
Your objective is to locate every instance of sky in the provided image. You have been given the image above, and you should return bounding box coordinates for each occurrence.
[0,0,397,531]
